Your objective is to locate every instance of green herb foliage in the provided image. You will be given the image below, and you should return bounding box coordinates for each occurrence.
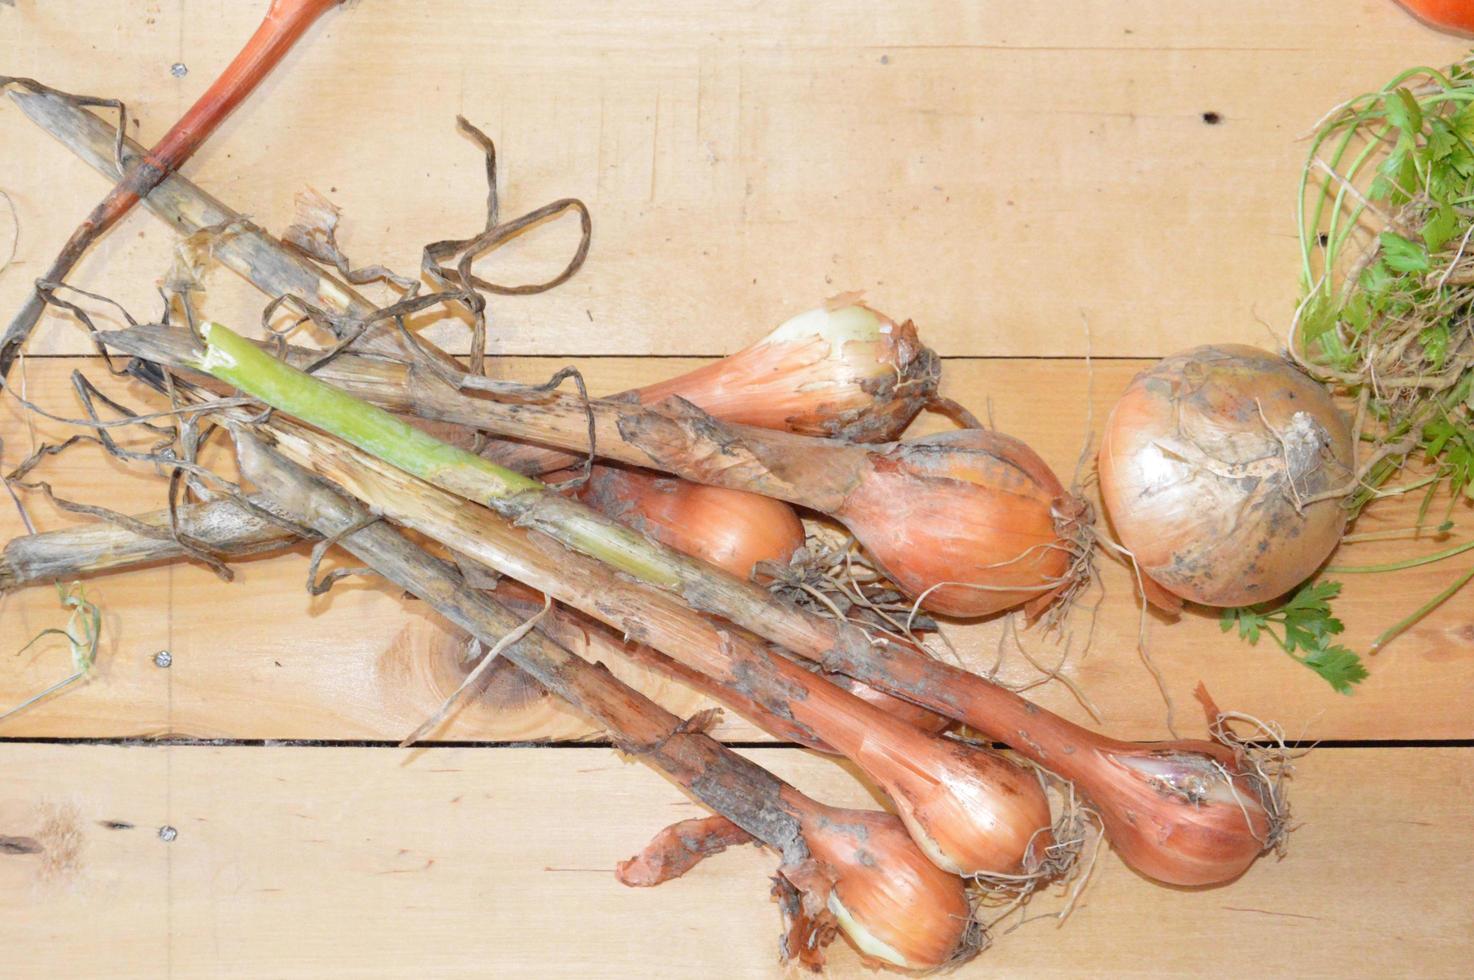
[1242,57,1474,672]
[1220,581,1368,694]
[1297,59,1474,522]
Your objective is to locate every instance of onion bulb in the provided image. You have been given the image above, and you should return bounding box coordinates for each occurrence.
[792,796,975,970]
[837,428,1086,617]
[561,464,953,734]
[1098,344,1353,608]
[564,463,804,581]
[635,298,939,442]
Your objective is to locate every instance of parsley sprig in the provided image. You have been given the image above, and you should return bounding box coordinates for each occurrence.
[1221,580,1368,694]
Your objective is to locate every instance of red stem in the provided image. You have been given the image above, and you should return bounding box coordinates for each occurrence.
[0,0,339,377]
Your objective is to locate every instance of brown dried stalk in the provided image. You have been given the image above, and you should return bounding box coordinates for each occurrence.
[233,429,977,971]
[0,0,342,377]
[172,327,1277,888]
[7,87,418,362]
[0,496,291,592]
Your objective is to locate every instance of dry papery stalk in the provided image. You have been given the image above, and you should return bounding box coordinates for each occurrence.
[12,86,951,523]
[114,322,1287,889]
[13,85,981,633]
[14,65,1283,892]
[0,0,343,378]
[179,385,1056,882]
[226,429,981,972]
[0,496,290,593]
[22,275,1047,884]
[14,86,959,700]
[0,472,949,739]
[7,87,582,376]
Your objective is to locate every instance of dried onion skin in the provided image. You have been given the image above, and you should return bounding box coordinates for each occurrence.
[1098,344,1353,608]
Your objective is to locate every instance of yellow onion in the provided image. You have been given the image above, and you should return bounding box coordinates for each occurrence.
[635,299,939,442]
[1098,344,1353,608]
[565,463,804,581]
[791,795,975,970]
[837,428,1085,618]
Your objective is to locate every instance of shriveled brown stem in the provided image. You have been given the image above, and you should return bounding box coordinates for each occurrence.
[234,430,978,970]
[216,406,1048,877]
[233,429,816,855]
[251,414,995,779]
[494,581,832,752]
[0,496,292,592]
[101,324,866,506]
[127,328,1268,881]
[616,815,755,887]
[7,88,431,363]
[13,93,935,471]
[0,0,341,378]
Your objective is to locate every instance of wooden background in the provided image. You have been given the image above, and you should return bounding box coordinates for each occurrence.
[1,1,1470,976]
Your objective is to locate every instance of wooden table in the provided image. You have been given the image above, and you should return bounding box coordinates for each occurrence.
[2,2,1470,976]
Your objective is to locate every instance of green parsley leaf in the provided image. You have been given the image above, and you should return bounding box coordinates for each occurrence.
[1300,645,1369,695]
[1379,232,1430,274]
[1225,580,1365,693]
[1423,203,1459,253]
[1385,88,1423,135]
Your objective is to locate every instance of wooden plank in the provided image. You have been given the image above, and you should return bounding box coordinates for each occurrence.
[1,1,1466,359]
[0,743,1468,978]
[3,356,1470,742]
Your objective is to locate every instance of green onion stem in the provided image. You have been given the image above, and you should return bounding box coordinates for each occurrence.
[1326,537,1474,573]
[1370,563,1474,653]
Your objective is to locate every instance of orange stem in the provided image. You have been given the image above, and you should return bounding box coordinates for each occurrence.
[0,0,339,377]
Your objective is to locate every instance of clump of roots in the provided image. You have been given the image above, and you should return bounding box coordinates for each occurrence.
[969,763,1102,935]
[760,521,942,648]
[1208,709,1300,857]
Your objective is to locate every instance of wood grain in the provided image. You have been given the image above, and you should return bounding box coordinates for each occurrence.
[1,1,1466,358]
[3,356,1470,742]
[0,743,1468,979]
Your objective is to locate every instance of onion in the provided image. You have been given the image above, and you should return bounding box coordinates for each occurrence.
[121,322,1078,618]
[819,634,1285,887]
[634,298,939,442]
[790,796,975,970]
[1098,344,1353,608]
[235,426,972,972]
[564,463,804,581]
[500,566,1048,876]
[484,299,940,476]
[558,464,952,733]
[833,428,1086,617]
[792,676,1052,876]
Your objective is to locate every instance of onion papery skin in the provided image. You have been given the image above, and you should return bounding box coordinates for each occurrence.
[1087,741,1273,886]
[635,303,939,443]
[837,428,1078,618]
[1098,344,1353,608]
[794,799,974,970]
[566,464,805,582]
[851,729,1053,876]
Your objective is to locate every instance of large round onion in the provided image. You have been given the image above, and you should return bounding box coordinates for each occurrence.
[1098,344,1353,608]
